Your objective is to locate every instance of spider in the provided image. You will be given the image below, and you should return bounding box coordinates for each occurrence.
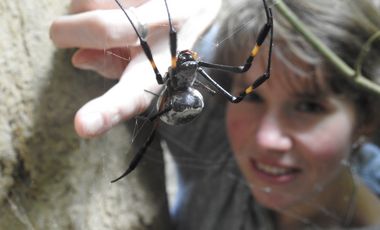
[111,0,273,182]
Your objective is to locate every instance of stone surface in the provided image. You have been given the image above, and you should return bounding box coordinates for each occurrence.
[0,1,170,229]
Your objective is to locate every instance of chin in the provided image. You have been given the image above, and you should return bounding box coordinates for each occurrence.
[249,182,309,211]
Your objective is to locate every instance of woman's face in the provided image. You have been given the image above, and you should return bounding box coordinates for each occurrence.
[226,60,358,210]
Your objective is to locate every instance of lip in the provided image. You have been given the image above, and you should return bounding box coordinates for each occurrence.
[249,158,301,184]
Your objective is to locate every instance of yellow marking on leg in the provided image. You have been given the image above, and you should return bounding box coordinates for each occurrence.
[150,61,157,69]
[171,57,177,69]
[251,45,260,57]
[245,86,254,94]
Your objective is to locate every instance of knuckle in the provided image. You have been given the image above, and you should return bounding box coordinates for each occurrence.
[90,10,134,46]
[86,10,111,40]
[49,19,64,46]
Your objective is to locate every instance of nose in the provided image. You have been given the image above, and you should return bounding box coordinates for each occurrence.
[255,112,292,152]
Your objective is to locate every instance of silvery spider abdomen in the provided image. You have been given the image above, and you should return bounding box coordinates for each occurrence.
[157,86,204,126]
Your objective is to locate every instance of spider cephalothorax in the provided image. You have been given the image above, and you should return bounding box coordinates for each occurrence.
[168,50,198,90]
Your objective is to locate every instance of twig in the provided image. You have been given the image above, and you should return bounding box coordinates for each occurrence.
[275,0,380,95]
[355,31,380,77]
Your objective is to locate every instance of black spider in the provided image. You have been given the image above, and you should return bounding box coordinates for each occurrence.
[111,0,273,182]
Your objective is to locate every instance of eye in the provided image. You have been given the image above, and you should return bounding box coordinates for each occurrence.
[295,100,326,113]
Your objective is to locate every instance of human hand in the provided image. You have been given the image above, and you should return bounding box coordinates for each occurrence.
[50,0,221,138]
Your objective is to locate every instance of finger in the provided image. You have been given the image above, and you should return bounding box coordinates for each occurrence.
[70,0,116,13]
[72,48,131,79]
[50,9,139,49]
[51,0,182,50]
[70,0,148,14]
[74,82,150,138]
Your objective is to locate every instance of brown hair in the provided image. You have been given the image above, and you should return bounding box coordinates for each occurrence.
[212,0,380,134]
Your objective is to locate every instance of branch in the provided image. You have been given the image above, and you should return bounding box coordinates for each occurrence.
[275,0,380,95]
[355,31,380,77]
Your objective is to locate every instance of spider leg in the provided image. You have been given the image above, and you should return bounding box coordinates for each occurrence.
[198,0,273,74]
[148,105,173,121]
[114,0,165,84]
[198,68,270,103]
[164,0,178,73]
[111,126,157,183]
[198,68,265,103]
[110,105,172,183]
[193,79,217,95]
[197,0,273,103]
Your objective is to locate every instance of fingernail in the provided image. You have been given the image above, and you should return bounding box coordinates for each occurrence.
[73,59,94,70]
[82,113,104,136]
[72,52,98,70]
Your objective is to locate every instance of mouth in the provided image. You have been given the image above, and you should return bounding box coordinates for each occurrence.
[250,159,301,184]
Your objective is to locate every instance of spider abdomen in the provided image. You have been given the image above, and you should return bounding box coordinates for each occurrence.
[157,87,204,125]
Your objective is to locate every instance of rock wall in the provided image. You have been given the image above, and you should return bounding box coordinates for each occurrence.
[0,1,170,229]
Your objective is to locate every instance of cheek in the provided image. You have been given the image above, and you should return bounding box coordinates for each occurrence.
[226,105,253,153]
[297,118,354,171]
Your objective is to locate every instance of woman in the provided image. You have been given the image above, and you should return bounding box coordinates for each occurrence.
[212,0,380,228]
[50,0,380,229]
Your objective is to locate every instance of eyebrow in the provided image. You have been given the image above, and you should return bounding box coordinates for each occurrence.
[291,90,327,100]
[285,74,330,100]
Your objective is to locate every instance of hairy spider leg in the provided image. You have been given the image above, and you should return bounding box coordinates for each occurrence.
[197,0,273,103]
[114,0,164,84]
[111,127,157,183]
[164,0,178,73]
[111,124,157,183]
[111,105,173,183]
